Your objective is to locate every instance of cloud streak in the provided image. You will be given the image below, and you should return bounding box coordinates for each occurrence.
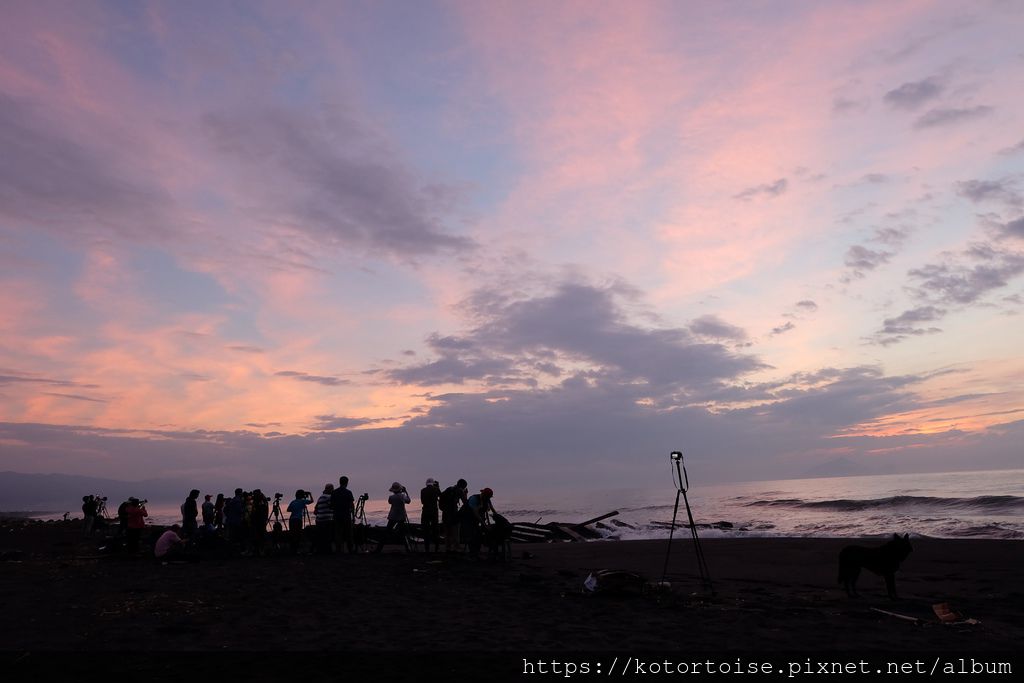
[914,106,993,129]
[203,107,473,258]
[274,371,350,387]
[883,77,943,110]
[734,178,788,201]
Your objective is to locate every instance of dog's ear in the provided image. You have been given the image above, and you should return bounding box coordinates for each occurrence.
[903,533,909,541]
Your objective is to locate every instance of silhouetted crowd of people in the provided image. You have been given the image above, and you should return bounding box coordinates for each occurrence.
[81,476,509,561]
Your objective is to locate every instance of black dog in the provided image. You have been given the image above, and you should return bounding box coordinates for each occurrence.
[838,533,913,599]
[485,512,513,561]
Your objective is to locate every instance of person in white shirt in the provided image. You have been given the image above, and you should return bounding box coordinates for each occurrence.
[154,524,184,560]
[375,482,411,553]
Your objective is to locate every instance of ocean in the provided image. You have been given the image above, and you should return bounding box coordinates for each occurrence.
[43,469,1024,540]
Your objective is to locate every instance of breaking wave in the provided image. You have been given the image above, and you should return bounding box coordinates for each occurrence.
[743,495,1024,514]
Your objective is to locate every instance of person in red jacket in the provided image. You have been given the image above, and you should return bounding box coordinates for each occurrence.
[124,497,148,553]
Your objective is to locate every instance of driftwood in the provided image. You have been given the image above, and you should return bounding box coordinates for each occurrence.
[576,511,620,527]
[364,510,626,546]
[506,510,621,543]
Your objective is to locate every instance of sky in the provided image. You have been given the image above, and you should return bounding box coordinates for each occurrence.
[1,0,1023,495]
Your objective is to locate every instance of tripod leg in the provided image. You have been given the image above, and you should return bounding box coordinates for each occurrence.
[661,489,683,584]
[682,489,713,593]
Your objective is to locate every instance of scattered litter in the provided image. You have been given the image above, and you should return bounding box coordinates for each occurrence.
[870,607,924,625]
[933,602,981,626]
[582,569,646,595]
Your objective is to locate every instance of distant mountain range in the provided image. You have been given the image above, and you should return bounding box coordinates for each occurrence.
[0,471,199,511]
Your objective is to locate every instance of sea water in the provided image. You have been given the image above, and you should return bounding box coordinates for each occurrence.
[48,469,1024,540]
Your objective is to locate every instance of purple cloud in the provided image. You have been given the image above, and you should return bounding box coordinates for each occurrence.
[388,283,765,389]
[203,106,473,257]
[734,178,788,200]
[883,77,943,110]
[914,106,993,129]
[275,371,350,387]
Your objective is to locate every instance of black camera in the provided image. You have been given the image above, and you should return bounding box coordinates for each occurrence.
[358,493,369,502]
[670,450,683,462]
[274,492,283,500]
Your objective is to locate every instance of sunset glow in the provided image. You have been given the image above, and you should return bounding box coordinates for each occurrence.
[1,1,1022,490]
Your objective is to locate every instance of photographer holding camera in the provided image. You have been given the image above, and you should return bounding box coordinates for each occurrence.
[82,495,98,536]
[375,482,411,553]
[124,497,148,553]
[287,489,313,554]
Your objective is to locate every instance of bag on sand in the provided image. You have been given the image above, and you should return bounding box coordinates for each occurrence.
[582,569,646,595]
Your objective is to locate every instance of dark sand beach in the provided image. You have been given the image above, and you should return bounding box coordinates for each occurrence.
[2,519,1022,682]
[2,520,1021,654]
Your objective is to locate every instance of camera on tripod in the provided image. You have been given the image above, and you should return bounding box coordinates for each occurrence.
[273,492,283,500]
[662,448,712,593]
[358,493,369,502]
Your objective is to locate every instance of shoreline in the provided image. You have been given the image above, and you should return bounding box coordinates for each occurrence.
[1,521,1022,653]
[10,513,1024,542]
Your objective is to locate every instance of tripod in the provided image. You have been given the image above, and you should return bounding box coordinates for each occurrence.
[661,450,713,593]
[354,495,368,526]
[353,495,368,552]
[267,497,286,530]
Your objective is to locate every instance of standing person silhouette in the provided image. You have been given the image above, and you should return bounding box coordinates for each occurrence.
[201,494,215,530]
[124,498,148,553]
[181,489,200,537]
[375,482,411,553]
[420,478,441,553]
[287,490,312,554]
[461,488,495,558]
[331,476,356,554]
[314,484,336,555]
[441,479,468,553]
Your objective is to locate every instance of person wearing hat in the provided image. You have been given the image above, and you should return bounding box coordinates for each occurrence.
[375,482,411,553]
[420,478,441,553]
[460,487,495,557]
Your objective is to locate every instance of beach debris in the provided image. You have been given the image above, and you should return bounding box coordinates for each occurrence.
[933,602,981,626]
[870,607,924,625]
[508,510,620,543]
[582,569,646,595]
[556,525,588,543]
